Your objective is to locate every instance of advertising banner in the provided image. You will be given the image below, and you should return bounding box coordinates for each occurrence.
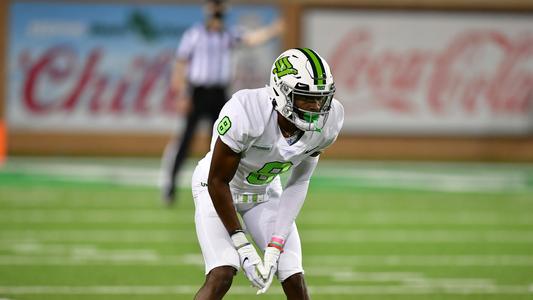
[304,10,533,135]
[7,3,280,133]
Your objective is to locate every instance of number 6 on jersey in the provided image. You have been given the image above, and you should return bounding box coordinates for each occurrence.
[246,161,293,185]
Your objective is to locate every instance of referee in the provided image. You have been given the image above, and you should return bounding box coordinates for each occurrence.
[161,0,283,206]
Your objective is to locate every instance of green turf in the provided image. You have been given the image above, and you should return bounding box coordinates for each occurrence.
[1,158,533,299]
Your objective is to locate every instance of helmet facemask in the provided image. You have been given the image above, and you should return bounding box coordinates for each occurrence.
[277,81,335,132]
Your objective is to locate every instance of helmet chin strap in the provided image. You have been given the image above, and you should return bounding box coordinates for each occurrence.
[270,85,324,133]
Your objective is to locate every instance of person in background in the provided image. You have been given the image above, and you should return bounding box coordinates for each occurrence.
[161,0,284,206]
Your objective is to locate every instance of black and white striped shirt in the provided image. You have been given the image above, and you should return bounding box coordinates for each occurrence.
[176,24,242,86]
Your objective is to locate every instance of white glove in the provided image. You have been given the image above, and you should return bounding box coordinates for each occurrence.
[231,230,267,289]
[257,236,283,295]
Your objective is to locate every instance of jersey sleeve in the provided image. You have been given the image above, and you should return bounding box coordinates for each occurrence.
[214,96,253,153]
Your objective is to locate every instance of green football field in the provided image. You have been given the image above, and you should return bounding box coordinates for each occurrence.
[1,157,533,300]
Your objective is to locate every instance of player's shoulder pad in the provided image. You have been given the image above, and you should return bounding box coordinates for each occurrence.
[324,98,344,136]
[228,87,273,138]
[314,98,344,151]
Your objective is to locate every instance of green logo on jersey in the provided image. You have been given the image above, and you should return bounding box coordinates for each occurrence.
[246,161,293,185]
[272,56,298,78]
[217,116,232,135]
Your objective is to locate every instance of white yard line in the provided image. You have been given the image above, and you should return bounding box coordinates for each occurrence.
[0,210,192,224]
[307,268,424,281]
[3,158,533,192]
[2,210,533,225]
[3,229,533,243]
[0,230,195,243]
[301,229,533,243]
[314,168,531,193]
[1,253,533,267]
[307,255,533,266]
[2,160,191,188]
[4,241,533,268]
[307,269,496,285]
[0,256,161,266]
[0,284,532,295]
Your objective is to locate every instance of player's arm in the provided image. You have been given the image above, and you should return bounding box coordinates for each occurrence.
[208,137,267,289]
[273,154,319,239]
[258,154,320,294]
[207,137,242,233]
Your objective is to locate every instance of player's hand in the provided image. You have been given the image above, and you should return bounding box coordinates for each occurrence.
[257,236,284,295]
[230,230,267,289]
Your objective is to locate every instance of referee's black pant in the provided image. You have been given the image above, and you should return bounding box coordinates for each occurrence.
[166,85,227,197]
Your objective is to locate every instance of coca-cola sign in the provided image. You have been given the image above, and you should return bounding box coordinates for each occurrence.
[304,10,533,135]
[8,3,280,133]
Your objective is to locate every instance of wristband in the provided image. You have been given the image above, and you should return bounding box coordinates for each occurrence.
[267,236,285,252]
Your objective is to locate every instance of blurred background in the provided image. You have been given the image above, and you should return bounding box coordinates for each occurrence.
[1,0,533,299]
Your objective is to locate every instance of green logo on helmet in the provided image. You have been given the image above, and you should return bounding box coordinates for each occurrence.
[272,56,298,78]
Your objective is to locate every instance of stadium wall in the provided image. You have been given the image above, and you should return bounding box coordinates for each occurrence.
[3,0,533,161]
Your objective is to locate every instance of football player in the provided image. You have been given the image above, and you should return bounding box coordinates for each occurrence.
[191,48,344,299]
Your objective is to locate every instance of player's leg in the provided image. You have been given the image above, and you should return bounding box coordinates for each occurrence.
[194,266,236,300]
[192,166,240,298]
[239,180,310,298]
[281,272,309,300]
[276,224,309,299]
[241,206,309,298]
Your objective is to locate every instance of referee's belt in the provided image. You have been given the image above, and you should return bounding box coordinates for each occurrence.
[232,193,267,204]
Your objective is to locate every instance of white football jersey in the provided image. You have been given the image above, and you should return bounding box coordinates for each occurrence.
[195,87,344,200]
